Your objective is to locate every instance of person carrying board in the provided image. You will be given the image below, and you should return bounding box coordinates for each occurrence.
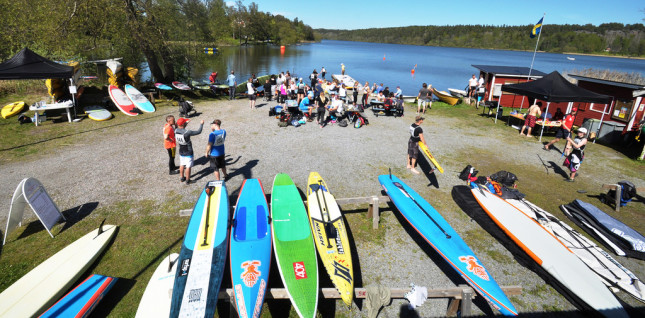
[407,116,427,175]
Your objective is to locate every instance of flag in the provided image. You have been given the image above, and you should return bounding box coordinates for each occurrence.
[530,17,543,38]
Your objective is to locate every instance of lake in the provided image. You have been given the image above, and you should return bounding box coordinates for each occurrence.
[159,40,645,96]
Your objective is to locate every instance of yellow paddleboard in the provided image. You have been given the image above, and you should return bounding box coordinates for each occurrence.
[1,101,25,119]
[306,172,354,306]
[418,142,444,173]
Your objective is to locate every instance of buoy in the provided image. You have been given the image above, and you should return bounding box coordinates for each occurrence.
[280,45,285,55]
[411,69,415,74]
[383,54,386,61]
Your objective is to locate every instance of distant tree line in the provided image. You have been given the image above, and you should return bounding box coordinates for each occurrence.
[0,0,314,82]
[315,23,645,56]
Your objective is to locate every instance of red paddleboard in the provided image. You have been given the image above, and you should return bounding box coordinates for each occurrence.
[109,85,138,116]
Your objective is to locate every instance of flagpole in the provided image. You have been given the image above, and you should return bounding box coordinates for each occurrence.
[520,13,546,113]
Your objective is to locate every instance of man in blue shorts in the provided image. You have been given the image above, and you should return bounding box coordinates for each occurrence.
[206,119,228,181]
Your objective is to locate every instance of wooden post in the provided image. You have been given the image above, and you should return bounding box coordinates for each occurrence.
[614,184,621,212]
[459,285,474,317]
[372,196,380,229]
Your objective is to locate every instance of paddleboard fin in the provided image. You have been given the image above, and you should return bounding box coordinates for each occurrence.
[98,219,106,235]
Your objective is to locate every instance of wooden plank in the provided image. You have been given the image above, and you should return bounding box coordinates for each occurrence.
[217,286,522,300]
[446,298,460,317]
[335,196,390,205]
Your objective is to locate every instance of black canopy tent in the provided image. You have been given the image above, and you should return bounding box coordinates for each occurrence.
[501,71,612,141]
[0,48,74,79]
[0,48,78,121]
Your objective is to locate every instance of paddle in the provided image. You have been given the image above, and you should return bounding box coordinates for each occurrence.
[391,181,451,239]
[201,185,215,247]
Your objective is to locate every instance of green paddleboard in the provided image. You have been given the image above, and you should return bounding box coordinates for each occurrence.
[271,173,318,318]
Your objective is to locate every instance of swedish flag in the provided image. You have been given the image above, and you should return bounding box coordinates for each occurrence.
[530,17,543,38]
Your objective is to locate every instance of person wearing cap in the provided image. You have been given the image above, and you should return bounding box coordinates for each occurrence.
[206,119,228,181]
[163,115,179,175]
[175,118,204,184]
[563,127,588,182]
[227,71,237,100]
[544,107,577,151]
[408,116,429,175]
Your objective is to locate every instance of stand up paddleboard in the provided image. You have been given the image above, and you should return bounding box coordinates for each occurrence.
[170,181,230,318]
[84,105,112,121]
[40,274,118,318]
[125,84,155,113]
[0,225,117,317]
[172,81,191,90]
[418,142,443,173]
[271,173,318,318]
[507,199,645,304]
[155,83,173,90]
[306,172,354,307]
[2,101,25,119]
[380,174,517,316]
[108,85,138,116]
[136,253,179,317]
[230,179,272,318]
[469,183,627,317]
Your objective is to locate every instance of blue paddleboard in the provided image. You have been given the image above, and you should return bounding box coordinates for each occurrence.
[155,83,173,90]
[170,181,230,317]
[40,274,117,318]
[378,174,517,316]
[230,179,272,318]
[124,84,155,113]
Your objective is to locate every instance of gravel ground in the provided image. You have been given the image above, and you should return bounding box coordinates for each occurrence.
[1,96,644,317]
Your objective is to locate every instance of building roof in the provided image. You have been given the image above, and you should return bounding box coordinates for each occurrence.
[568,74,645,90]
[472,65,547,77]
[502,71,612,104]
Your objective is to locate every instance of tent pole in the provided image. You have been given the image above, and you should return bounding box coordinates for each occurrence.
[596,98,613,144]
[539,102,550,142]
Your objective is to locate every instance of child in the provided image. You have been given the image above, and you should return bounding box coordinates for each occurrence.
[163,115,179,175]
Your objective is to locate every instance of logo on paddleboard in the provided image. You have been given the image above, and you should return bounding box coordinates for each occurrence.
[293,262,308,280]
[333,261,352,283]
[459,255,490,281]
[188,288,202,303]
[241,260,261,287]
[180,258,191,276]
[234,284,248,318]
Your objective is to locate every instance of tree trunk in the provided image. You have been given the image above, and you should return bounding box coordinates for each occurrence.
[122,0,173,83]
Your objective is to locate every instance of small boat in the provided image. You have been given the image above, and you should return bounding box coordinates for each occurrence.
[402,95,417,103]
[331,74,356,89]
[190,80,211,90]
[567,56,576,61]
[155,83,173,91]
[171,81,191,90]
[448,88,467,98]
[432,88,460,106]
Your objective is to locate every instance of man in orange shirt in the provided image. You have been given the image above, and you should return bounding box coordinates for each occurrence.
[544,108,577,151]
[163,115,179,175]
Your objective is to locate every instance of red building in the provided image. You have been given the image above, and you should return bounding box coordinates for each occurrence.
[472,65,547,108]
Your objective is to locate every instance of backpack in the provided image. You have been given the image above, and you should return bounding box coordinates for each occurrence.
[354,116,365,128]
[608,181,638,206]
[489,170,518,187]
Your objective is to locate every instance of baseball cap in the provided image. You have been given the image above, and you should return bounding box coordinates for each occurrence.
[572,107,578,112]
[578,127,587,134]
[176,118,190,126]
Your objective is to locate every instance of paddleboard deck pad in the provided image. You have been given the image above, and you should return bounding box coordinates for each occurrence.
[170,181,230,318]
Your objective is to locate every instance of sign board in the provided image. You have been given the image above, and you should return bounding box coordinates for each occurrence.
[3,178,65,245]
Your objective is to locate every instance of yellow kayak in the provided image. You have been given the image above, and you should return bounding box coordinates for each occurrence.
[419,142,444,173]
[432,88,460,106]
[1,101,25,119]
[306,172,354,306]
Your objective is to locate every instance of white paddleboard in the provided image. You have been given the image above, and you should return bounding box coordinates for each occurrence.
[469,184,627,317]
[0,225,117,317]
[125,84,155,113]
[508,199,645,304]
[84,105,112,121]
[136,253,179,318]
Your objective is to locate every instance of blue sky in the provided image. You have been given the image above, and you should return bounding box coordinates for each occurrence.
[231,0,645,30]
